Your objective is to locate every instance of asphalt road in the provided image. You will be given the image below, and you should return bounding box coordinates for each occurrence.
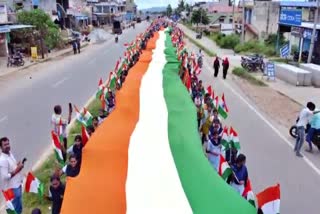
[188,41,320,213]
[0,22,149,174]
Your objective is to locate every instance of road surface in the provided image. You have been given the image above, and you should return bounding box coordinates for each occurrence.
[0,22,149,173]
[187,40,320,214]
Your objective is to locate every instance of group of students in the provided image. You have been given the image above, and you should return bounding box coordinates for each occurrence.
[171,25,264,211]
[43,21,164,214]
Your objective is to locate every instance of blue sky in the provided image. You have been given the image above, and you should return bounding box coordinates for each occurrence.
[135,0,209,10]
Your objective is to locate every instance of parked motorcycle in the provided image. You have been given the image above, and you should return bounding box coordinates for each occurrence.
[293,51,308,63]
[241,54,265,72]
[7,52,24,67]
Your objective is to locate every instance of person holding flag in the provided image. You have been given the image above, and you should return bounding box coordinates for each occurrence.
[206,131,222,171]
[45,175,65,214]
[0,137,25,214]
[230,154,248,195]
[51,105,72,161]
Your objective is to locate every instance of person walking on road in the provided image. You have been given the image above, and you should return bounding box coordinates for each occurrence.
[0,137,24,214]
[72,41,77,55]
[294,102,315,156]
[213,57,220,77]
[76,38,81,54]
[222,57,230,79]
[206,131,221,171]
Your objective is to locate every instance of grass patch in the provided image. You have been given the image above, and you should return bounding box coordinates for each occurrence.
[232,67,267,87]
[23,98,102,213]
[185,33,216,57]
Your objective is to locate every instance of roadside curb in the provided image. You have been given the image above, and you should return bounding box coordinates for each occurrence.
[0,43,90,78]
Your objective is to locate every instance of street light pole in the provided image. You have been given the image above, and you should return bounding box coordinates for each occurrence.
[307,0,319,63]
[241,0,245,44]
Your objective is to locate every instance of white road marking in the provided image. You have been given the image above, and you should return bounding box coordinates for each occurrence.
[52,77,69,88]
[0,116,8,123]
[204,61,320,176]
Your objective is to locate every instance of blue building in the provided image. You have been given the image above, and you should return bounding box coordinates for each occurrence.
[278,1,320,63]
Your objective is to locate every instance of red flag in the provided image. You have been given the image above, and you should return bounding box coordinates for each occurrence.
[81,125,89,146]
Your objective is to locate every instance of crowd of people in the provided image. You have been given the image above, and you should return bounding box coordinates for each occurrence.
[171,25,265,213]
[0,19,166,214]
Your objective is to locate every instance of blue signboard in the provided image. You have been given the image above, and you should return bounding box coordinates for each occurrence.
[279,9,302,26]
[303,28,318,41]
[266,62,276,80]
[280,43,290,58]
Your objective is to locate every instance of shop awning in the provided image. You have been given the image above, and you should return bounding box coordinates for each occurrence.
[0,24,33,33]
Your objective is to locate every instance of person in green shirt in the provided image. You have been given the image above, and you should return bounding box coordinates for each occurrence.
[306,110,320,152]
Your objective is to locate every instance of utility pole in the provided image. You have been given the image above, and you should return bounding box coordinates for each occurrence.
[241,0,245,44]
[307,0,319,63]
[232,0,235,33]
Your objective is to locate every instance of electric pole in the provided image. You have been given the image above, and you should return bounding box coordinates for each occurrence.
[307,0,319,63]
[232,0,235,33]
[241,0,245,44]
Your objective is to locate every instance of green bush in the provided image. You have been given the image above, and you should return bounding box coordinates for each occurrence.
[232,67,267,86]
[215,34,240,49]
[234,40,277,57]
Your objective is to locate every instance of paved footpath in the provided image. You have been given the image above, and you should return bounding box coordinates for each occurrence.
[184,28,320,214]
[179,23,319,108]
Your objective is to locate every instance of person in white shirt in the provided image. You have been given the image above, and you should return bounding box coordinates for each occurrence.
[51,105,72,161]
[0,137,24,214]
[294,102,315,157]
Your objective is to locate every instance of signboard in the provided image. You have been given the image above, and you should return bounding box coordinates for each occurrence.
[279,9,302,26]
[280,43,290,58]
[303,28,318,41]
[266,62,275,80]
[291,26,303,38]
[0,4,8,24]
[31,47,38,60]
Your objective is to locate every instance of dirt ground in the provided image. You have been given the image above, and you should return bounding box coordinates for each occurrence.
[231,75,302,129]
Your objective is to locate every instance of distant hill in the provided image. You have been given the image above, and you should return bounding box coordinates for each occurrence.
[141,7,166,13]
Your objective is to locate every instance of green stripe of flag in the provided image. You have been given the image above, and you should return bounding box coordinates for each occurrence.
[162,29,256,213]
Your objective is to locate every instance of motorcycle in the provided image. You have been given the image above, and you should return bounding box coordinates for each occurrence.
[241,54,264,72]
[289,119,320,150]
[7,52,25,67]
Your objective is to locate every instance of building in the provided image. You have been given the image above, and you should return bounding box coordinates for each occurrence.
[277,1,320,64]
[249,0,280,40]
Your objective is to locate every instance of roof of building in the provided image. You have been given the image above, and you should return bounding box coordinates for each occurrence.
[208,5,241,13]
[0,24,33,33]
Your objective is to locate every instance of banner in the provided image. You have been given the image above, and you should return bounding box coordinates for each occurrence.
[279,9,302,26]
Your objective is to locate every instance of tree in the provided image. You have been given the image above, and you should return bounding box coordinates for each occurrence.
[166,4,173,17]
[185,3,191,17]
[177,0,185,14]
[17,9,61,58]
[191,8,210,26]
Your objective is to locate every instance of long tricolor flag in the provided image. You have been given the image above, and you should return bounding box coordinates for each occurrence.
[25,172,44,198]
[74,105,93,127]
[2,189,17,214]
[51,131,65,165]
[61,29,256,214]
[256,184,281,214]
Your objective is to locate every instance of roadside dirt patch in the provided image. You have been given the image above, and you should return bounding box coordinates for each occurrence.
[231,75,302,128]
